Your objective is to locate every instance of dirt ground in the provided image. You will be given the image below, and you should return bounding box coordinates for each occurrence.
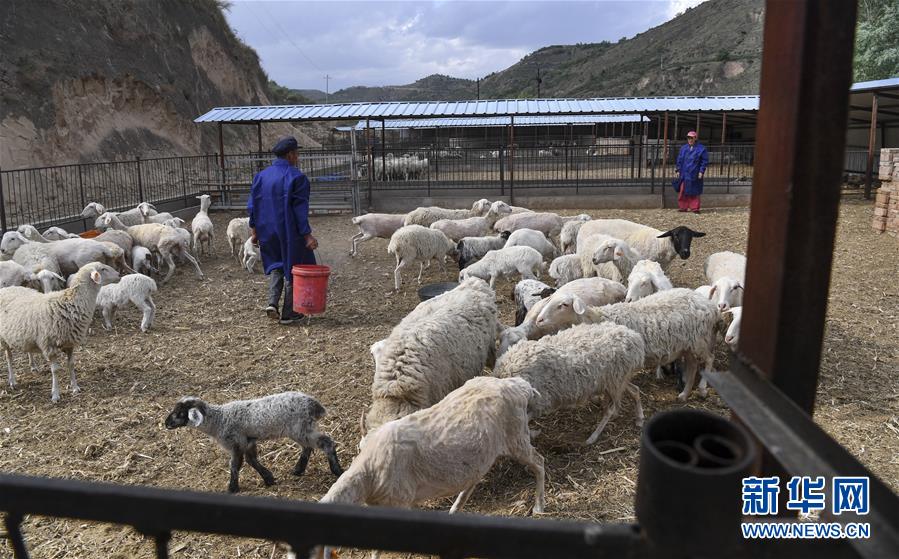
[0,197,896,558]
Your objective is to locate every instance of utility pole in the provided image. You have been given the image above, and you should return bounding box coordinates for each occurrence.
[324,74,331,103]
[536,66,542,98]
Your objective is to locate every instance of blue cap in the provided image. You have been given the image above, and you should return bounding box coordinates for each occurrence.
[272,136,299,156]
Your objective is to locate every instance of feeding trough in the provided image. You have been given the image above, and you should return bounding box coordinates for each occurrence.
[417,281,458,301]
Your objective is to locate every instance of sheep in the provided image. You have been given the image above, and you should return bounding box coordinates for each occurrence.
[9,242,65,292]
[191,194,214,256]
[533,288,720,401]
[430,205,511,242]
[349,213,406,256]
[16,225,51,243]
[498,276,626,358]
[403,200,491,228]
[81,202,153,229]
[362,278,498,438]
[589,237,643,281]
[226,217,251,262]
[577,220,705,269]
[42,226,79,241]
[98,213,204,283]
[559,218,590,254]
[494,322,646,444]
[504,228,557,261]
[624,260,674,303]
[95,273,158,332]
[323,376,544,516]
[132,246,157,276]
[548,254,583,286]
[137,202,174,224]
[724,307,742,349]
[489,200,532,215]
[93,229,134,259]
[512,278,552,327]
[456,231,510,269]
[386,225,457,291]
[704,251,746,311]
[576,233,622,281]
[0,262,120,402]
[2,232,125,277]
[0,261,62,290]
[494,212,590,241]
[242,238,261,273]
[458,245,544,288]
[164,392,343,493]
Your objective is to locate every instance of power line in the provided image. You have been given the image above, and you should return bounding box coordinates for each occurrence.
[257,3,324,73]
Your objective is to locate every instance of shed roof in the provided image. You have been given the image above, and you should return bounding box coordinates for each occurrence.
[350,114,649,130]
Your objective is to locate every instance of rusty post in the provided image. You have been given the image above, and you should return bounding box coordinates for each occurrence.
[720,111,728,174]
[673,113,679,144]
[509,116,515,205]
[366,118,373,204]
[217,123,225,169]
[0,165,8,233]
[695,114,700,137]
[741,0,858,415]
[864,94,879,199]
[381,120,387,182]
[661,111,669,209]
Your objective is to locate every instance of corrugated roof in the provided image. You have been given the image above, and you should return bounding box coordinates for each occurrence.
[849,77,899,93]
[195,96,760,124]
[351,114,649,130]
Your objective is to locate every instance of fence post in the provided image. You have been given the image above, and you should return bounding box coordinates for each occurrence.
[136,156,145,203]
[0,165,6,233]
[77,165,88,231]
[499,146,505,196]
[180,157,188,205]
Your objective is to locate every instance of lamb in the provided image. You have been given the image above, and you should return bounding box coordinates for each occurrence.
[458,245,544,288]
[504,228,558,261]
[386,225,457,291]
[577,220,705,269]
[624,260,674,303]
[16,225,51,243]
[242,238,261,273]
[0,262,120,402]
[724,307,742,349]
[456,231,510,269]
[362,278,498,437]
[0,261,63,290]
[494,322,646,444]
[498,276,626,358]
[191,194,214,256]
[131,246,157,276]
[576,233,622,281]
[323,376,544,517]
[82,202,154,229]
[533,288,720,401]
[349,213,406,256]
[42,227,80,241]
[227,217,251,262]
[495,212,590,240]
[164,392,343,493]
[589,237,643,281]
[704,251,746,311]
[95,273,158,332]
[430,205,510,242]
[489,200,532,215]
[559,218,590,254]
[548,254,583,286]
[512,278,553,326]
[9,243,65,292]
[137,202,174,224]
[403,200,492,227]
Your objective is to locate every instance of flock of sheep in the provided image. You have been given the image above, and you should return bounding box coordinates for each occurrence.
[0,193,747,558]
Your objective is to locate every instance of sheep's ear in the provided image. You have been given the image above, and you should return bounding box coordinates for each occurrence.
[692,231,706,238]
[735,282,744,290]
[90,270,102,284]
[572,296,586,315]
[657,230,673,238]
[708,285,717,299]
[188,407,204,427]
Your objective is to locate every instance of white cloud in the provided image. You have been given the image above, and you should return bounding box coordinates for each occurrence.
[666,0,708,19]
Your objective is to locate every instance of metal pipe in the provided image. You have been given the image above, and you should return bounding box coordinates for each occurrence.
[381,120,387,182]
[0,165,8,233]
[661,111,669,208]
[864,94,879,199]
[721,111,728,175]
[509,116,515,205]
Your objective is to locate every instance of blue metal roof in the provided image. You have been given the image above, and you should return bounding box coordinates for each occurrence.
[351,114,649,130]
[849,77,899,93]
[195,96,760,124]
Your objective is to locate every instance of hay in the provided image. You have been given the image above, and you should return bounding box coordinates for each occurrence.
[0,200,895,558]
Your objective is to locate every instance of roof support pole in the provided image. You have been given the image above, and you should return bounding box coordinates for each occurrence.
[509,115,515,205]
[673,114,679,143]
[366,118,373,205]
[720,111,727,174]
[217,122,225,200]
[695,113,700,137]
[381,120,387,182]
[217,122,224,169]
[864,94,879,199]
[661,111,669,209]
[256,123,262,155]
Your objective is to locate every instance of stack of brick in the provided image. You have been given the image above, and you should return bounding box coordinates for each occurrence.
[872,148,899,237]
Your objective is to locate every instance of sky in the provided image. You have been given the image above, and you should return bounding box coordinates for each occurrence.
[224,0,707,93]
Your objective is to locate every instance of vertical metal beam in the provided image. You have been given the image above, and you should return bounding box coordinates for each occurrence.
[720,111,728,174]
[661,111,669,209]
[381,120,387,182]
[695,114,700,136]
[217,123,225,169]
[673,113,679,144]
[366,118,373,204]
[864,94,879,199]
[256,123,262,154]
[509,116,515,205]
[1,165,9,234]
[741,0,858,415]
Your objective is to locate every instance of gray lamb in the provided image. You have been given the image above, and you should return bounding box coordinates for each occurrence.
[164,392,344,493]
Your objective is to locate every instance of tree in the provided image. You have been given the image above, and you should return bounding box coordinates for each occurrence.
[853,0,899,81]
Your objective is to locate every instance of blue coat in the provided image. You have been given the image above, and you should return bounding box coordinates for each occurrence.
[247,159,315,275]
[673,142,709,196]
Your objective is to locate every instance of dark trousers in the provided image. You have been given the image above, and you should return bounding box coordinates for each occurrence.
[267,268,294,319]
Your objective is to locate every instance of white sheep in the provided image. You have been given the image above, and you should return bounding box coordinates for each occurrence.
[137,202,174,224]
[131,246,157,276]
[456,232,510,269]
[0,262,120,402]
[494,322,646,444]
[430,205,510,242]
[349,213,406,256]
[498,276,626,358]
[242,238,261,273]
[82,202,153,229]
[362,278,498,438]
[533,288,720,401]
[8,242,65,292]
[589,237,643,281]
[0,261,63,290]
[16,224,51,243]
[504,228,557,261]
[164,392,343,493]
[323,376,544,517]
[42,227,80,241]
[96,273,158,332]
[386,225,457,291]
[724,307,742,349]
[94,229,134,259]
[512,278,553,326]
[226,217,251,262]
[458,245,544,288]
[403,200,491,228]
[2,232,124,277]
[495,212,589,241]
[624,260,674,303]
[577,220,705,269]
[548,254,583,287]
[704,251,746,311]
[489,200,532,215]
[191,194,214,256]
[99,213,204,283]
[576,233,622,281]
[559,219,589,254]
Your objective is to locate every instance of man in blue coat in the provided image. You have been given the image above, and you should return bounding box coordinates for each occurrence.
[673,130,708,213]
[248,136,318,325]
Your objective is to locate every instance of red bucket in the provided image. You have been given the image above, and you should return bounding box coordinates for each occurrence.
[292,264,331,315]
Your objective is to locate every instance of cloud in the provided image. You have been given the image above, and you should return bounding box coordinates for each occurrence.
[224,1,704,91]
